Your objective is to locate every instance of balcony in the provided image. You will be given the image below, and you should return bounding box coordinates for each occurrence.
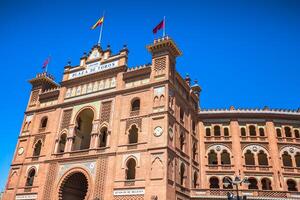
[205,136,231,141]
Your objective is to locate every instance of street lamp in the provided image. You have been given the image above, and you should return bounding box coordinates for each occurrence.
[224,176,250,200]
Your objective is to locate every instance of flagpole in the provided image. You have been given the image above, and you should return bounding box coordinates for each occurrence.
[98,11,105,46]
[163,16,166,37]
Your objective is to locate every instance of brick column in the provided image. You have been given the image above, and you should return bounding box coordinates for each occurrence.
[65,126,75,152]
[198,122,207,188]
[266,121,282,191]
[230,120,243,176]
[90,123,99,149]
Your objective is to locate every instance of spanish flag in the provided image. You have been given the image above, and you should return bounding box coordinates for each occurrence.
[91,17,104,30]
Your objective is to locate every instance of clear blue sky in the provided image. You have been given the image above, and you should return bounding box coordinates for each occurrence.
[0,0,299,191]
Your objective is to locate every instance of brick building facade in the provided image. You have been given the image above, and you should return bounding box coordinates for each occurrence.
[2,37,300,200]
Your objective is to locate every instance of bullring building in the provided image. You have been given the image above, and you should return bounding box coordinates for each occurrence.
[2,37,300,200]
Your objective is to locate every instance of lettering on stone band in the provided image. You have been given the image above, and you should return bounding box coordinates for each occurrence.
[15,194,38,200]
[69,61,118,79]
[113,189,145,196]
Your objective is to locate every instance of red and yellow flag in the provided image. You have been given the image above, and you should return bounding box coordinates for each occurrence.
[91,17,104,30]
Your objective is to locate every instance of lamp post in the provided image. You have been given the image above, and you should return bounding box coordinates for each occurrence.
[224,176,250,200]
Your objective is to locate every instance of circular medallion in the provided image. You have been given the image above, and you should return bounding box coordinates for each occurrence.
[169,126,174,139]
[154,126,163,137]
[252,146,258,152]
[18,147,24,155]
[89,163,95,169]
[216,145,221,152]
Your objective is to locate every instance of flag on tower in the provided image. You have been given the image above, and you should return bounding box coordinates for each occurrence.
[91,16,104,30]
[153,18,165,34]
[42,57,51,69]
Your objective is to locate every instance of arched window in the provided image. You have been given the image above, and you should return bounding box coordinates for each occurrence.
[223,177,233,189]
[33,140,42,157]
[214,126,221,136]
[58,134,66,153]
[208,150,218,165]
[179,132,185,151]
[224,127,229,136]
[192,142,197,160]
[261,178,272,190]
[295,153,300,167]
[131,98,140,111]
[209,177,219,189]
[245,150,255,165]
[282,151,293,167]
[206,128,211,137]
[126,158,136,180]
[180,163,185,185]
[128,125,138,144]
[287,179,298,191]
[248,178,258,189]
[249,125,256,136]
[259,128,265,137]
[276,128,282,137]
[258,150,269,166]
[73,108,94,150]
[241,127,246,137]
[193,172,198,188]
[295,130,300,139]
[221,150,231,165]
[285,127,292,138]
[99,127,108,147]
[40,117,48,128]
[25,168,36,187]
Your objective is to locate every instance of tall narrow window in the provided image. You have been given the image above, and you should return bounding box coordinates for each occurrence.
[192,121,196,133]
[99,127,108,147]
[258,151,268,166]
[214,126,221,136]
[276,128,282,137]
[180,163,185,186]
[40,117,48,128]
[126,158,136,180]
[282,152,293,167]
[295,153,300,167]
[58,134,66,153]
[208,150,218,165]
[249,125,256,136]
[193,172,198,188]
[224,127,229,136]
[73,108,94,150]
[295,130,300,139]
[206,128,211,137]
[33,140,42,157]
[245,150,255,165]
[179,132,185,151]
[285,127,292,138]
[221,150,231,165]
[241,127,246,137]
[180,108,184,123]
[128,125,138,144]
[25,168,36,187]
[192,142,197,160]
[259,128,265,137]
[131,99,140,111]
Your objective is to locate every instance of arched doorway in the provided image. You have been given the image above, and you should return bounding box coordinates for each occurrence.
[59,172,88,200]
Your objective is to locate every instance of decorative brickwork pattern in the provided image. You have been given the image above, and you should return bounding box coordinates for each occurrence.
[33,135,46,146]
[100,101,112,124]
[42,163,58,200]
[29,90,39,105]
[93,156,108,200]
[154,57,166,76]
[126,117,142,132]
[113,195,144,200]
[60,109,72,130]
